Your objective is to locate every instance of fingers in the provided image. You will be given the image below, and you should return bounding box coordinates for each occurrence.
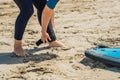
[42,37,46,43]
[44,38,48,43]
[42,33,51,43]
[42,38,45,43]
[44,38,49,43]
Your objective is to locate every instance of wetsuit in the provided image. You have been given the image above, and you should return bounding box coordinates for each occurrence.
[14,0,59,42]
[46,0,59,9]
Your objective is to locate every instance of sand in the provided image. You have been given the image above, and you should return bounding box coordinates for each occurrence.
[0,0,120,80]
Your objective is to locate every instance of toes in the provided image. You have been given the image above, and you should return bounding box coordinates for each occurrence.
[12,51,29,57]
[24,51,29,56]
[25,53,29,57]
[12,52,20,57]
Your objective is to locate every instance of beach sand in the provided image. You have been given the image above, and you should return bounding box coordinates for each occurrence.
[0,0,120,80]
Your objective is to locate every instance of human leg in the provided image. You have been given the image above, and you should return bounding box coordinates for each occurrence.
[13,0,34,56]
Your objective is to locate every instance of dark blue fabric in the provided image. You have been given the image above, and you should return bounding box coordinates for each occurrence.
[14,0,33,40]
[46,0,59,9]
[14,0,56,42]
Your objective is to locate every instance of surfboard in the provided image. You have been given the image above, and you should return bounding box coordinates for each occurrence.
[85,45,120,67]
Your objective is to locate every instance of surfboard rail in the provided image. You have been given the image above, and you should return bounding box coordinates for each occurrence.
[85,47,120,67]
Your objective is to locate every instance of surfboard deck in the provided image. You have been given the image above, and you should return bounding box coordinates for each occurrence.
[85,45,120,67]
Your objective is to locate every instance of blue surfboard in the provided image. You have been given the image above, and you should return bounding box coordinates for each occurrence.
[85,45,120,67]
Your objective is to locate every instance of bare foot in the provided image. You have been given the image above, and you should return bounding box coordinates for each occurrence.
[13,47,29,57]
[49,40,66,47]
[13,40,29,57]
[49,40,71,50]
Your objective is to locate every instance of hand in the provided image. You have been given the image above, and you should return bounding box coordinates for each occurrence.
[42,32,51,43]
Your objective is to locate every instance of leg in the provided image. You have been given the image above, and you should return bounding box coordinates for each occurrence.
[33,0,66,47]
[14,0,34,57]
[33,0,56,42]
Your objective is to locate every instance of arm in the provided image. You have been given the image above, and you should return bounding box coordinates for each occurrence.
[41,0,59,43]
[41,5,53,43]
[51,11,55,32]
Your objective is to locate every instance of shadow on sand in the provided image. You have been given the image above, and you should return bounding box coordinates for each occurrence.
[80,57,120,73]
[0,47,58,64]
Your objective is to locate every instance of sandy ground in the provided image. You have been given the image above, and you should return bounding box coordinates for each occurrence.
[0,0,120,80]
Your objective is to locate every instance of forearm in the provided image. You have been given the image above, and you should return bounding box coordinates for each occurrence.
[51,11,55,28]
[41,0,59,41]
[41,5,54,33]
[42,0,59,33]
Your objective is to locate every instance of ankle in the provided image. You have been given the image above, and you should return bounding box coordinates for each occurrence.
[14,39,22,49]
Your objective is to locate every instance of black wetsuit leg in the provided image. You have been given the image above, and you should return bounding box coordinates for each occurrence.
[14,0,34,40]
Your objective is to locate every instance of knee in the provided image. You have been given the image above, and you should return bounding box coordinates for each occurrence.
[26,9,34,16]
[46,0,59,9]
[21,8,34,17]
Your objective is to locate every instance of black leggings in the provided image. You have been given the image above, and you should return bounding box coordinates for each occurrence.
[14,0,56,42]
